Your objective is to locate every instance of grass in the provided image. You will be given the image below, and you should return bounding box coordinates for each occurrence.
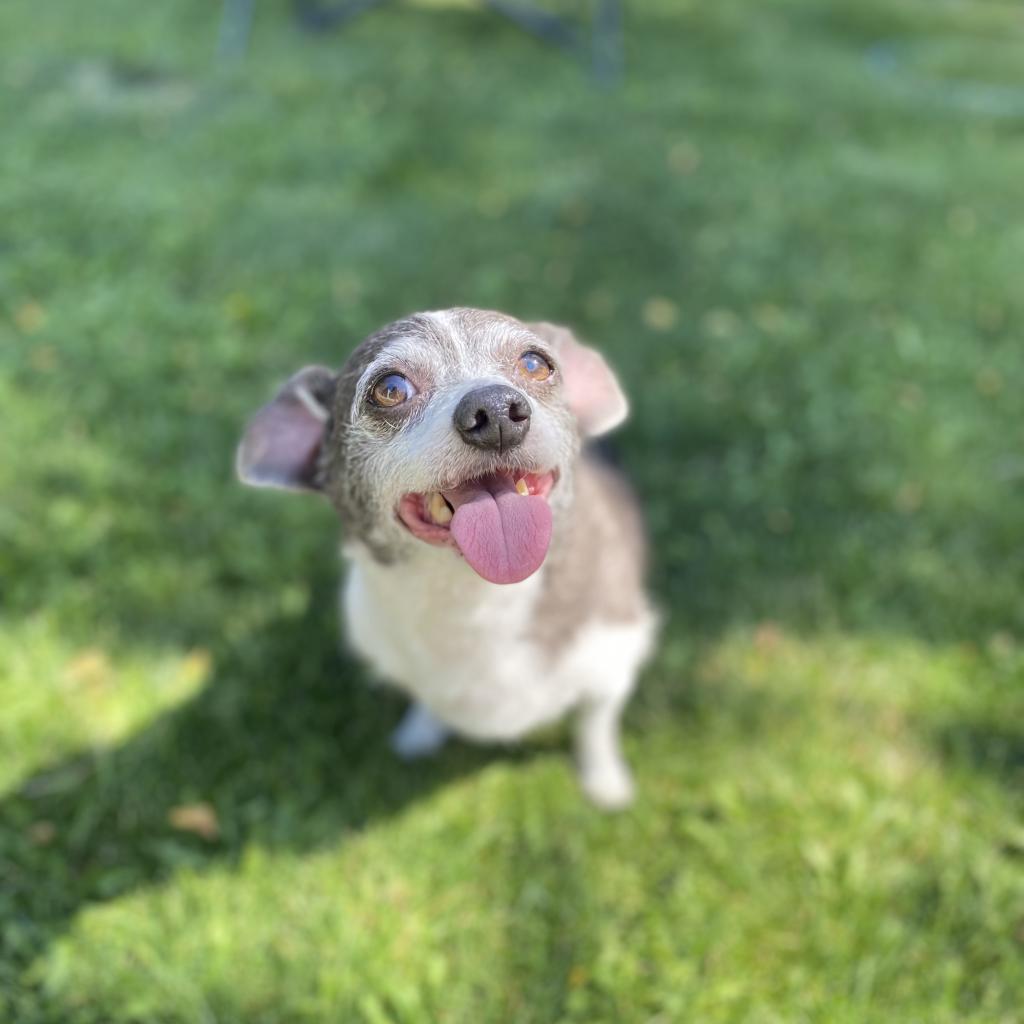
[1,0,1024,1019]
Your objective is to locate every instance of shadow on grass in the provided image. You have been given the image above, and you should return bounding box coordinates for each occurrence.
[0,573,507,998]
[930,718,1024,791]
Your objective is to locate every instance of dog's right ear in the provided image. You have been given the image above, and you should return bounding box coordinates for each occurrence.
[236,366,336,492]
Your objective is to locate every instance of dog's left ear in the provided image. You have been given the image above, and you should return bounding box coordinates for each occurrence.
[236,365,336,492]
[527,322,628,438]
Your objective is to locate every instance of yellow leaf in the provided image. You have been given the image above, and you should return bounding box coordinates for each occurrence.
[642,296,679,332]
[667,140,701,175]
[15,301,46,334]
[567,965,589,989]
[31,344,59,372]
[29,821,57,846]
[65,648,113,689]
[168,802,220,840]
[975,367,1003,397]
[180,648,213,688]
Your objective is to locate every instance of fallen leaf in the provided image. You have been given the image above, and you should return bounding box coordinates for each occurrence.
[642,296,679,331]
[223,292,252,324]
[15,301,46,334]
[753,304,787,334]
[975,367,1003,397]
[560,196,590,227]
[567,964,589,989]
[895,481,923,514]
[65,648,113,689]
[180,648,213,688]
[31,344,59,372]
[29,821,57,846]
[987,632,1016,659]
[667,140,701,175]
[766,507,793,534]
[755,622,782,653]
[168,802,220,841]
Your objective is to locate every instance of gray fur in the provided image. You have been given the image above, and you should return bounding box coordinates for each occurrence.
[237,307,655,807]
[318,308,579,558]
[533,453,650,660]
[243,307,650,619]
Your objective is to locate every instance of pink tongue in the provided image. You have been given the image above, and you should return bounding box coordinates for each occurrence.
[443,475,553,585]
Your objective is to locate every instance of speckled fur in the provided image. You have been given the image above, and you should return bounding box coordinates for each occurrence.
[238,309,657,807]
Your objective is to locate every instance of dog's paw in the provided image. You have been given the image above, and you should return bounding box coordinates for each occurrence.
[580,759,636,811]
[390,704,450,761]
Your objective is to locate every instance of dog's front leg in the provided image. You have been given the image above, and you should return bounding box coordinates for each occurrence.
[390,701,451,760]
[575,693,635,810]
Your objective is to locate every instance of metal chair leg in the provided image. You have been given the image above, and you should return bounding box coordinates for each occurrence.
[294,0,392,34]
[220,0,623,84]
[592,0,623,87]
[218,0,256,58]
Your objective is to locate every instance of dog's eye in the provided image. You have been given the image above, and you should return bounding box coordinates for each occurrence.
[517,351,553,382]
[370,373,417,408]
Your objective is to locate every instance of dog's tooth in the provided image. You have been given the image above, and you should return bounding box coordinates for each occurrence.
[428,491,453,525]
[515,478,529,497]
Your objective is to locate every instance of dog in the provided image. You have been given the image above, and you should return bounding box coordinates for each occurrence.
[236,309,656,808]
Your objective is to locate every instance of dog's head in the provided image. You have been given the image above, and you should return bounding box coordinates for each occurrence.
[237,308,627,584]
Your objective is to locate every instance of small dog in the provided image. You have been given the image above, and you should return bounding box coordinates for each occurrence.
[237,309,656,807]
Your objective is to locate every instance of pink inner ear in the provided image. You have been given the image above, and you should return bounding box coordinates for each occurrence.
[237,386,328,492]
[558,338,628,438]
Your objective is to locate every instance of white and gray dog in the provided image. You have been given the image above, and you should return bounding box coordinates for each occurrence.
[237,309,656,808]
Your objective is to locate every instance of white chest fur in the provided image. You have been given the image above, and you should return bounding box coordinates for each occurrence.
[341,542,589,739]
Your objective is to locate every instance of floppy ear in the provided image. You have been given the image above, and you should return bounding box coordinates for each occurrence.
[236,365,336,492]
[527,321,628,438]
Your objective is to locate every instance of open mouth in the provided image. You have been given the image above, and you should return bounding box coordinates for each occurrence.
[397,470,557,585]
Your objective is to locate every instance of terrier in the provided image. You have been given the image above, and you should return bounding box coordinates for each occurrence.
[237,309,656,807]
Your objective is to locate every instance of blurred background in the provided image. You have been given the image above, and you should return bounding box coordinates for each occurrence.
[2,0,1023,1020]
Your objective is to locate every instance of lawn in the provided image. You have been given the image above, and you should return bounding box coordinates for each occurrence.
[2,0,1024,1020]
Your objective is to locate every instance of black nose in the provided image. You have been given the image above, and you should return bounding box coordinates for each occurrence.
[453,384,532,452]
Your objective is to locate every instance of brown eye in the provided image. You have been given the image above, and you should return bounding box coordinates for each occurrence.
[370,373,416,408]
[518,351,553,382]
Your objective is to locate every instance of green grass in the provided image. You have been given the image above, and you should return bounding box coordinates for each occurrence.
[2,0,1024,1020]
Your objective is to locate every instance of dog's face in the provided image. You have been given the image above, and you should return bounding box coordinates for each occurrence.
[237,309,627,584]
